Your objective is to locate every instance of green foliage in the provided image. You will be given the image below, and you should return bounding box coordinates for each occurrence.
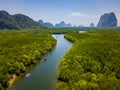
[0,84,4,90]
[29,28,81,34]
[0,10,46,30]
[57,30,120,90]
[0,30,56,89]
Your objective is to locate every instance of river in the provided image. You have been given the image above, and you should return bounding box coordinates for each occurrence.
[11,34,72,90]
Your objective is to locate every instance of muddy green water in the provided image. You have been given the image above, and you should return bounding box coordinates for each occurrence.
[11,34,72,90]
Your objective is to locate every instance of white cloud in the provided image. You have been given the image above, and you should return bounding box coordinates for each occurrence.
[67,12,100,26]
[69,12,98,18]
[70,12,82,17]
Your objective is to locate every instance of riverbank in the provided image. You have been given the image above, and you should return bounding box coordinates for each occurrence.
[7,43,57,90]
[8,74,17,89]
[57,30,120,90]
[7,68,31,90]
[7,65,37,90]
[10,34,72,90]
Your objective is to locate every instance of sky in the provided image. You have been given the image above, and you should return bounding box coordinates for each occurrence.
[0,0,120,26]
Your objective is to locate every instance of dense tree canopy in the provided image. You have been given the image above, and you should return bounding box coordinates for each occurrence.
[0,30,56,89]
[57,30,120,90]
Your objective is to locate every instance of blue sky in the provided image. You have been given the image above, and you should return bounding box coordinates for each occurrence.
[0,0,120,26]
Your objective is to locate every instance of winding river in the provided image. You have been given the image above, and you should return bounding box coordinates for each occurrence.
[11,34,72,90]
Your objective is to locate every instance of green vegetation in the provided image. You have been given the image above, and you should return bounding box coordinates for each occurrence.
[57,30,120,90]
[0,10,46,30]
[0,30,56,89]
[0,27,120,90]
[26,28,81,34]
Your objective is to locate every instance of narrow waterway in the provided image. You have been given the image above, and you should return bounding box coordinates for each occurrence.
[11,34,72,90]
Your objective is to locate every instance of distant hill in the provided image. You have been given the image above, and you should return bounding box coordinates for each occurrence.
[0,10,46,30]
[78,24,84,27]
[38,20,86,28]
[97,12,117,28]
[38,20,54,28]
[13,14,45,29]
[55,21,72,28]
[38,20,74,28]
[90,23,95,27]
[0,19,20,29]
[55,21,65,27]
[0,11,20,29]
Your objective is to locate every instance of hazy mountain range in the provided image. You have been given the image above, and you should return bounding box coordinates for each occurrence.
[0,10,118,30]
[38,20,54,28]
[38,12,118,28]
[38,20,87,28]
